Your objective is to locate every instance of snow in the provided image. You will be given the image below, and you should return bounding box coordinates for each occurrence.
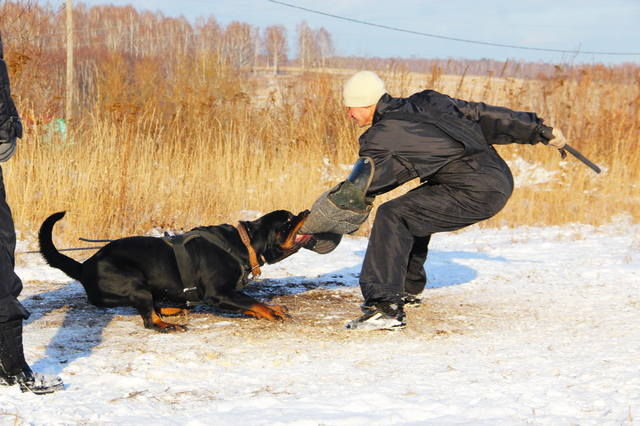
[2,219,639,425]
[509,157,558,187]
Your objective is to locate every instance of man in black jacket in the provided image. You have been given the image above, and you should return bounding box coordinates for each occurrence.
[303,71,566,331]
[0,33,63,393]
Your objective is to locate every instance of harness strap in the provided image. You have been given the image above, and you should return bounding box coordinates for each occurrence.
[163,234,201,306]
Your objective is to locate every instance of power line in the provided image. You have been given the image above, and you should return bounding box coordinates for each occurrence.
[267,0,640,56]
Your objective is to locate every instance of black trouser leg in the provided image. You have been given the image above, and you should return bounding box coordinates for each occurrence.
[404,235,431,296]
[0,166,29,324]
[359,201,414,305]
[0,166,30,382]
[0,319,29,378]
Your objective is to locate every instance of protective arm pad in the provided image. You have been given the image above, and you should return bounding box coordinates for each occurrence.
[299,157,375,246]
[299,186,371,235]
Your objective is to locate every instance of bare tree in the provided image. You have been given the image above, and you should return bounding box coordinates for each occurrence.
[264,25,287,74]
[221,21,256,70]
[0,0,49,50]
[316,27,333,70]
[296,21,318,70]
[194,16,221,54]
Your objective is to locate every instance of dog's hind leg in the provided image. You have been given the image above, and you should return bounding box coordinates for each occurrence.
[120,279,187,333]
[156,307,189,317]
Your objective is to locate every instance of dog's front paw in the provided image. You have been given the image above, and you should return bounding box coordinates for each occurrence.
[145,313,189,332]
[269,304,289,319]
[244,303,290,321]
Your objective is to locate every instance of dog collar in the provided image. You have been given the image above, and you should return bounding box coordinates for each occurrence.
[236,222,261,278]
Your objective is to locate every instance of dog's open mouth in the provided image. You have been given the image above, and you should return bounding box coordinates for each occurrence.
[294,233,313,245]
[281,210,311,250]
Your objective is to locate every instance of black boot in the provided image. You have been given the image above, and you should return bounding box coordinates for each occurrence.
[344,301,406,331]
[0,320,63,394]
[402,293,423,308]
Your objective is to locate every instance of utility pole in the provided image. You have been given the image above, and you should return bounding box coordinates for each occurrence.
[65,0,73,123]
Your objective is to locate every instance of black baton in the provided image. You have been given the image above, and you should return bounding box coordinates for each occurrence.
[563,144,601,174]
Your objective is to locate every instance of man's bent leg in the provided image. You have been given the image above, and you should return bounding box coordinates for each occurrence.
[359,200,415,305]
[346,200,415,330]
[350,182,501,330]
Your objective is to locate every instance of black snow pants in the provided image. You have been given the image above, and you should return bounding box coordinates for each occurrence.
[359,148,514,305]
[0,166,28,324]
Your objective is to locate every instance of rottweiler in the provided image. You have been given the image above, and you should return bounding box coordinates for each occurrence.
[38,210,311,332]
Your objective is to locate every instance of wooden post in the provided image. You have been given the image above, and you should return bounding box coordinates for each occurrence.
[65,0,73,123]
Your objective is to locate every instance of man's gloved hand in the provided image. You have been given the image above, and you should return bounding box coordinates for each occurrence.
[548,128,567,149]
[540,126,568,159]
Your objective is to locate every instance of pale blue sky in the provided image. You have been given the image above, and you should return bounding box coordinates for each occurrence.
[71,0,639,64]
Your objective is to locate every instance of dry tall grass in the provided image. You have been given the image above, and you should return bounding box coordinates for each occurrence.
[1,4,638,250]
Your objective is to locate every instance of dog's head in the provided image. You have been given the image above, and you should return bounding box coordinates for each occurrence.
[240,209,312,264]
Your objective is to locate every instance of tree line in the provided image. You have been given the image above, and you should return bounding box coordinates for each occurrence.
[1,1,637,81]
[0,2,334,74]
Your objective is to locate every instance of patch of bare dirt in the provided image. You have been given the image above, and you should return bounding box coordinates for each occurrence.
[22,280,521,347]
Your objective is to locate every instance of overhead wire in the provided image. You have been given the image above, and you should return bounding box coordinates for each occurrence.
[267,0,640,56]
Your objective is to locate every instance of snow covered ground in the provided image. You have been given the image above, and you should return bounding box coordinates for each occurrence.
[2,218,639,425]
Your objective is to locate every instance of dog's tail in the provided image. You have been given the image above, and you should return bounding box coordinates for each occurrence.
[38,212,82,281]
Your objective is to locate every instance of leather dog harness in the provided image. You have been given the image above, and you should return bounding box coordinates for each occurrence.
[162,224,261,306]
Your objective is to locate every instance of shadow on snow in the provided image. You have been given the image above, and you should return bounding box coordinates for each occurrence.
[244,248,509,297]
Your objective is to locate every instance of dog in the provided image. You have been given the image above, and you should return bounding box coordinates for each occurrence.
[38,210,311,332]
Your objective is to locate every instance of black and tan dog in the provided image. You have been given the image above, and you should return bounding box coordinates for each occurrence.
[38,210,311,332]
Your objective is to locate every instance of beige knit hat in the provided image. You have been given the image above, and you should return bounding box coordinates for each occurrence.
[342,71,387,107]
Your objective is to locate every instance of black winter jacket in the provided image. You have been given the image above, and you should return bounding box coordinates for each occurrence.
[0,34,22,145]
[359,91,553,195]
[0,34,26,322]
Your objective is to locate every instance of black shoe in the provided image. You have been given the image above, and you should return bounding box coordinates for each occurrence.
[403,293,422,308]
[0,366,64,394]
[345,302,406,331]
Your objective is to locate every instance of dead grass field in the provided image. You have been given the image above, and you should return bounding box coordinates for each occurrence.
[7,64,638,252]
